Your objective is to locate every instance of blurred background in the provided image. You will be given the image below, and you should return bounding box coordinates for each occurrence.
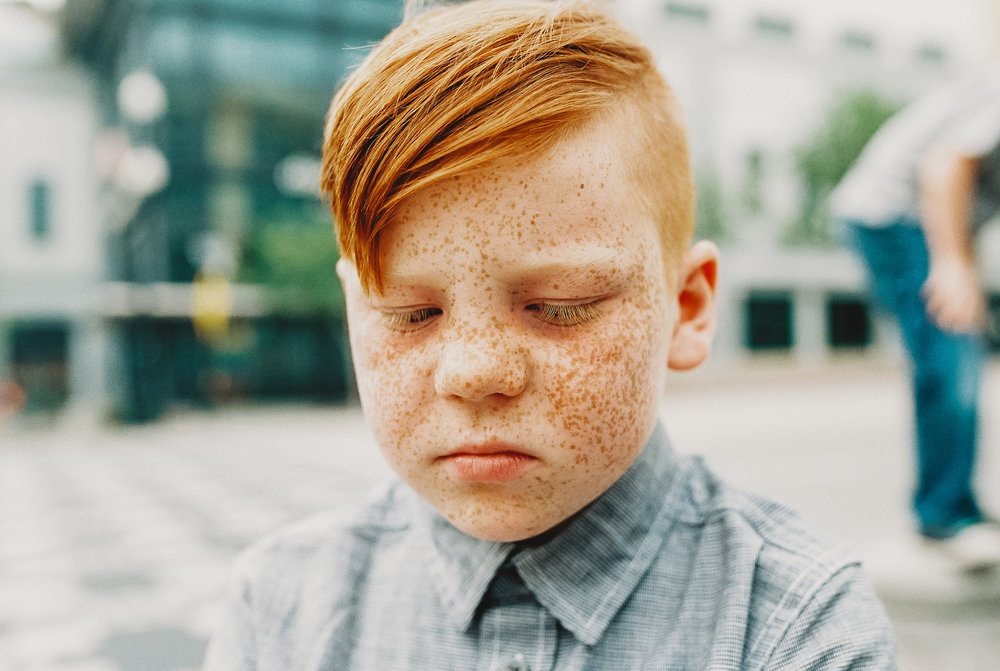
[0,0,998,422]
[1,0,999,669]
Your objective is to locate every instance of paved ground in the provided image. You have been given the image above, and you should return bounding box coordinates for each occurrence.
[1,358,998,670]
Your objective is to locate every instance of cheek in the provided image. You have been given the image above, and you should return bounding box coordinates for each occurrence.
[349,324,433,445]
[540,312,665,464]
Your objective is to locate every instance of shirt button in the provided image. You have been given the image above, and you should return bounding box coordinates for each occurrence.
[502,653,530,671]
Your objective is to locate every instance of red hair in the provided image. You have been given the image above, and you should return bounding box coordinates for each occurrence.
[322,0,693,293]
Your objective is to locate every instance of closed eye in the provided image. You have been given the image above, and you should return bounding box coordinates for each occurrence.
[526,302,601,326]
[381,307,442,332]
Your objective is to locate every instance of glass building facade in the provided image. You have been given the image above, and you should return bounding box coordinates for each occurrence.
[62,0,403,421]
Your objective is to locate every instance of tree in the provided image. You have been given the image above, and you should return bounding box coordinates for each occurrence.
[241,205,345,317]
[786,89,901,245]
[696,170,728,242]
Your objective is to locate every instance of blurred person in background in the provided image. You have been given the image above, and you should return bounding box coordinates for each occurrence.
[831,64,1000,571]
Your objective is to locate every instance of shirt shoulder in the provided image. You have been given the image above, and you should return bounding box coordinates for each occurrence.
[232,480,412,622]
[677,455,853,566]
[669,457,896,669]
[204,480,418,670]
[245,480,406,555]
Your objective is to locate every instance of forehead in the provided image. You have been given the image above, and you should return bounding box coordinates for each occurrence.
[383,118,651,261]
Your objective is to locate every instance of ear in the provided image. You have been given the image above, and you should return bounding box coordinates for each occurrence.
[667,241,719,371]
[336,257,367,312]
[337,257,364,296]
[336,257,353,286]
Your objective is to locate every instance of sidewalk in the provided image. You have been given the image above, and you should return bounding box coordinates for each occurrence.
[0,359,998,670]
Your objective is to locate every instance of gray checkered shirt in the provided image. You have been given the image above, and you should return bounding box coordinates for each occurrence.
[203,423,897,670]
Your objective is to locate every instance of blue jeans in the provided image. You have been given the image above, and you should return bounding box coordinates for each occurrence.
[847,220,985,538]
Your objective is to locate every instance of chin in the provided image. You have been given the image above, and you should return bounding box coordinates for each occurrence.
[447,513,559,544]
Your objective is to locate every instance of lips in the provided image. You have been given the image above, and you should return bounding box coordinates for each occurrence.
[438,443,538,483]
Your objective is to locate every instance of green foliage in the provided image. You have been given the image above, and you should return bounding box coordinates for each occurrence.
[241,207,345,316]
[796,89,901,189]
[695,171,728,242]
[786,89,901,245]
[741,149,765,217]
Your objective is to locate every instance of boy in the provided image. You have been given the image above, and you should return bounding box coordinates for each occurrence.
[204,1,897,668]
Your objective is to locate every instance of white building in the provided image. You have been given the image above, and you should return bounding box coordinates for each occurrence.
[617,0,999,362]
[0,21,108,417]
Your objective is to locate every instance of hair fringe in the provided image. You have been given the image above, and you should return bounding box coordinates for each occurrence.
[322,0,693,293]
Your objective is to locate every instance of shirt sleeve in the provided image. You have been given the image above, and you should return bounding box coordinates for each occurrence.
[939,95,1000,158]
[201,556,258,671]
[764,563,899,670]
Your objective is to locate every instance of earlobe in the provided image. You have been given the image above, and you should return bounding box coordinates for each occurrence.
[667,240,719,371]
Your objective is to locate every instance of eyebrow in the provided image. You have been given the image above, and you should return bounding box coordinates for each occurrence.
[509,247,634,281]
[380,247,634,292]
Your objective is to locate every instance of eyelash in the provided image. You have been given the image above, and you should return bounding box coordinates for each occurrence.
[380,301,601,332]
[381,307,442,331]
[526,301,601,327]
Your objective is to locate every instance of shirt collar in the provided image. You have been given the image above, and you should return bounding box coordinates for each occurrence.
[412,422,681,645]
[411,494,513,633]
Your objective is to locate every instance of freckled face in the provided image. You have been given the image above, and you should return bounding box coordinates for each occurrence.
[340,119,677,542]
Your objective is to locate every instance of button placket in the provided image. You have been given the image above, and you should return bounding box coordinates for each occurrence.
[502,652,530,671]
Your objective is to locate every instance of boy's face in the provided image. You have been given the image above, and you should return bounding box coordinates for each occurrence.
[340,118,709,542]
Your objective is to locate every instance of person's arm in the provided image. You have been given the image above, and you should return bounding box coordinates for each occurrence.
[917,142,986,333]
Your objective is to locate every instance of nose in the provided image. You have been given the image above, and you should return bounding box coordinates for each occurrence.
[434,333,529,401]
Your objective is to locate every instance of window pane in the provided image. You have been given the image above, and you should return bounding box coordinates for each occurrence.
[29,179,51,241]
[745,293,793,350]
[826,296,871,348]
